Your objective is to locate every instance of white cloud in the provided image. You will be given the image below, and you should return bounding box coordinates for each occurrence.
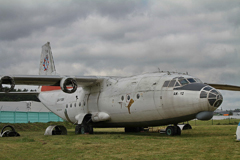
[0,0,239,109]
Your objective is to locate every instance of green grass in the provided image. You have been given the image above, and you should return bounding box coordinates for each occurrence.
[0,120,240,160]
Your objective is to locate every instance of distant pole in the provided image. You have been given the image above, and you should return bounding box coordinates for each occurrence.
[48,112,50,122]
[38,112,40,122]
[0,106,2,123]
[14,107,19,124]
[212,118,213,125]
[27,110,29,123]
[14,111,16,123]
[195,119,196,126]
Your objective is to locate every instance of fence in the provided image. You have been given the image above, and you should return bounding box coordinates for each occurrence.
[0,111,63,123]
[190,117,240,126]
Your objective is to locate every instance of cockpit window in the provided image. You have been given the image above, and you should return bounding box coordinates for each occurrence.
[209,93,216,98]
[214,100,222,108]
[211,90,219,95]
[218,94,223,100]
[168,80,176,87]
[179,79,189,85]
[187,78,196,83]
[200,91,207,98]
[203,86,212,91]
[163,77,203,88]
[163,81,170,87]
[201,86,223,107]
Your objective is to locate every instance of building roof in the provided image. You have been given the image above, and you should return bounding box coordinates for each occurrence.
[0,101,50,112]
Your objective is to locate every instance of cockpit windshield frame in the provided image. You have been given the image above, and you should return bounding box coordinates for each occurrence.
[162,77,203,88]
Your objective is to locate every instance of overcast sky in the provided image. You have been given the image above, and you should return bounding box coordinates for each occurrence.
[0,0,239,110]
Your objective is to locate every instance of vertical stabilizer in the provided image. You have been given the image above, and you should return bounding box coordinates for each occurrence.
[39,42,56,75]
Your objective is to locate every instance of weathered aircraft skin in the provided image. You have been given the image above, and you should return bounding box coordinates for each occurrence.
[38,72,221,128]
[1,42,236,136]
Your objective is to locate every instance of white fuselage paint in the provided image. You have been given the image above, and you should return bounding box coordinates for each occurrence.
[38,72,218,127]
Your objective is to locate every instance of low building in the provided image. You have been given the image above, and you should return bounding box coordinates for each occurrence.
[214,109,229,115]
[0,101,63,123]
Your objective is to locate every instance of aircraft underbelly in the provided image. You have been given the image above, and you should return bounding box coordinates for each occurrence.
[92,113,197,127]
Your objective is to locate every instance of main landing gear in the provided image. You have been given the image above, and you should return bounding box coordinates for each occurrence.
[75,116,93,134]
[75,124,93,134]
[75,123,93,134]
[165,125,181,136]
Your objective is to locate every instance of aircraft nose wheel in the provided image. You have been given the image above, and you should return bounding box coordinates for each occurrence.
[166,126,181,136]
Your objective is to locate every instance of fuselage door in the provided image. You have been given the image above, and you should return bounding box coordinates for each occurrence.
[87,84,101,113]
[88,92,100,113]
[83,94,89,113]
[153,77,164,109]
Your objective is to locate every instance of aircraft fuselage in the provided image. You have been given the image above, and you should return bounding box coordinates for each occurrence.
[38,72,223,127]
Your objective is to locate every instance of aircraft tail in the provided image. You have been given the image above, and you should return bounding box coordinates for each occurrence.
[39,42,56,75]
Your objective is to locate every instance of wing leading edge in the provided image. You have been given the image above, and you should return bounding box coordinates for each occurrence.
[206,83,240,91]
[0,75,104,93]
[8,75,103,87]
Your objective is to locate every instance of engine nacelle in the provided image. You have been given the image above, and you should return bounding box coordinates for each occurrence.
[0,76,15,93]
[60,77,78,93]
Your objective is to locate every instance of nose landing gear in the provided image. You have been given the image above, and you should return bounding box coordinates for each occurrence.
[75,117,93,134]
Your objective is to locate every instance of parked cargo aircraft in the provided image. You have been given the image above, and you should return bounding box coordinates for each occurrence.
[1,42,240,136]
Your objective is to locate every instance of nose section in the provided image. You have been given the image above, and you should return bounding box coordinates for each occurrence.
[208,88,223,108]
[197,86,223,120]
[200,86,223,108]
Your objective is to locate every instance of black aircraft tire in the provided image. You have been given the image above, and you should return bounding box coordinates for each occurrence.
[80,125,86,134]
[89,126,93,134]
[75,124,92,134]
[166,126,174,136]
[176,126,181,136]
[75,125,81,134]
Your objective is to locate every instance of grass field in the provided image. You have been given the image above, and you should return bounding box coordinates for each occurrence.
[0,119,240,160]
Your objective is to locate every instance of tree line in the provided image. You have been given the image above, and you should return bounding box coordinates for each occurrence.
[0,88,40,102]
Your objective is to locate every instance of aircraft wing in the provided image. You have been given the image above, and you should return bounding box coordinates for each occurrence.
[0,75,104,93]
[7,75,102,86]
[0,92,40,95]
[206,83,240,91]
